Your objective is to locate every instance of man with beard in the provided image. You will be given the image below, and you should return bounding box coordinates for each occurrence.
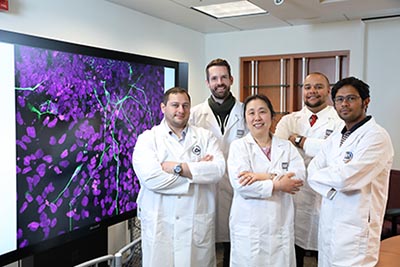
[308,77,393,266]
[132,87,225,267]
[275,72,344,266]
[190,58,247,267]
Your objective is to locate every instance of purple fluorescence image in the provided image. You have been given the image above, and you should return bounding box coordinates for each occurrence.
[14,45,165,248]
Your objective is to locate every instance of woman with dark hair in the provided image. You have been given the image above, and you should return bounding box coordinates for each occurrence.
[227,94,305,267]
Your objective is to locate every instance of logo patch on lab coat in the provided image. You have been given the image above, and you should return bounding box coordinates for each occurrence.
[236,129,245,138]
[282,162,289,171]
[324,129,333,139]
[343,151,353,163]
[192,145,201,155]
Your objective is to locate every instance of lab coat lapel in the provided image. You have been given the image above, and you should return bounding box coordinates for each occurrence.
[224,101,241,133]
[271,137,285,170]
[200,104,222,138]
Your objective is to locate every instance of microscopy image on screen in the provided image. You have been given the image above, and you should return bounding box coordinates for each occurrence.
[14,45,165,248]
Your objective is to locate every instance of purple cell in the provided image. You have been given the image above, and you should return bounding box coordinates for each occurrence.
[66,210,75,218]
[36,195,44,205]
[47,117,58,128]
[23,156,31,166]
[49,136,57,145]
[58,133,67,144]
[81,196,89,207]
[35,149,44,158]
[38,203,46,213]
[76,151,83,162]
[28,222,40,231]
[26,126,36,138]
[63,189,70,198]
[53,166,62,174]
[25,193,33,203]
[19,240,28,248]
[19,201,28,213]
[43,116,50,126]
[21,135,32,144]
[43,155,53,163]
[36,163,46,177]
[51,218,57,228]
[22,166,32,174]
[17,228,23,239]
[60,149,68,159]
[32,174,40,187]
[16,111,24,125]
[56,198,63,207]
[70,143,77,152]
[59,160,69,168]
[81,209,89,219]
[17,140,28,151]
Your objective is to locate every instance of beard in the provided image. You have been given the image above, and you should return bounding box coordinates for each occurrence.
[304,98,324,108]
[211,85,230,100]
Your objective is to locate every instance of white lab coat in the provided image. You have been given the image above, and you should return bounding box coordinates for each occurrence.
[275,105,344,250]
[132,120,225,267]
[227,134,306,267]
[308,117,393,267]
[190,98,247,242]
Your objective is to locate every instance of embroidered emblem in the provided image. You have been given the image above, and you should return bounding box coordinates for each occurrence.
[282,162,289,171]
[192,145,201,155]
[324,129,333,139]
[343,151,353,163]
[236,129,245,138]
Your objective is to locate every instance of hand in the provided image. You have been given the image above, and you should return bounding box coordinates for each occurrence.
[238,171,271,186]
[161,161,177,174]
[274,172,303,194]
[199,154,213,162]
[288,134,298,146]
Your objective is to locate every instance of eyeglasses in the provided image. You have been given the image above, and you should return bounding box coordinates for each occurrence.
[333,95,361,104]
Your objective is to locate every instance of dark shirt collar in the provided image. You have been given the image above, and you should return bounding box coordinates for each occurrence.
[341,115,372,134]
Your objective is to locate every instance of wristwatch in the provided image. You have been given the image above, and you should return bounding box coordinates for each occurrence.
[294,135,303,147]
[173,163,182,175]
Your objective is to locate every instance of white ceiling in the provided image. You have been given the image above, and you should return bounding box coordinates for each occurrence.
[106,0,400,33]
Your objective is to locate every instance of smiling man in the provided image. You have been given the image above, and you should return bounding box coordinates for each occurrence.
[132,87,225,267]
[190,59,247,267]
[308,76,394,266]
[275,72,344,266]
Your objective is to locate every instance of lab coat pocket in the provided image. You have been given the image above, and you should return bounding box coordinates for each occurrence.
[141,211,171,244]
[193,213,214,247]
[331,222,367,266]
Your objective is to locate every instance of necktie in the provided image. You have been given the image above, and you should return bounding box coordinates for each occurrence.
[309,114,318,127]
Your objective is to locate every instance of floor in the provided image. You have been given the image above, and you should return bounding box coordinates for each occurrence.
[216,244,318,267]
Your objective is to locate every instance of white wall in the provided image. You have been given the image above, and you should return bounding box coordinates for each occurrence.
[364,17,400,169]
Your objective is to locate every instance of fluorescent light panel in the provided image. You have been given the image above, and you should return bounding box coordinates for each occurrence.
[192,1,267,19]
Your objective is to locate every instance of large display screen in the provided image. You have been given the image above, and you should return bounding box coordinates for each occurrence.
[0,29,180,265]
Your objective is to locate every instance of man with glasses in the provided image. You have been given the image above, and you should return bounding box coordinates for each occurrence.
[308,76,394,266]
[275,72,344,266]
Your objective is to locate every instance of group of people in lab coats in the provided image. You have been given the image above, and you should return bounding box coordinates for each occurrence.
[132,58,394,267]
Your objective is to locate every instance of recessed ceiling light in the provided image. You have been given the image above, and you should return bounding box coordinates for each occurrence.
[192,0,268,19]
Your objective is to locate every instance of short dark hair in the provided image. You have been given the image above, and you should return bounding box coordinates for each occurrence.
[243,94,276,121]
[331,77,370,100]
[206,58,232,81]
[163,87,191,105]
